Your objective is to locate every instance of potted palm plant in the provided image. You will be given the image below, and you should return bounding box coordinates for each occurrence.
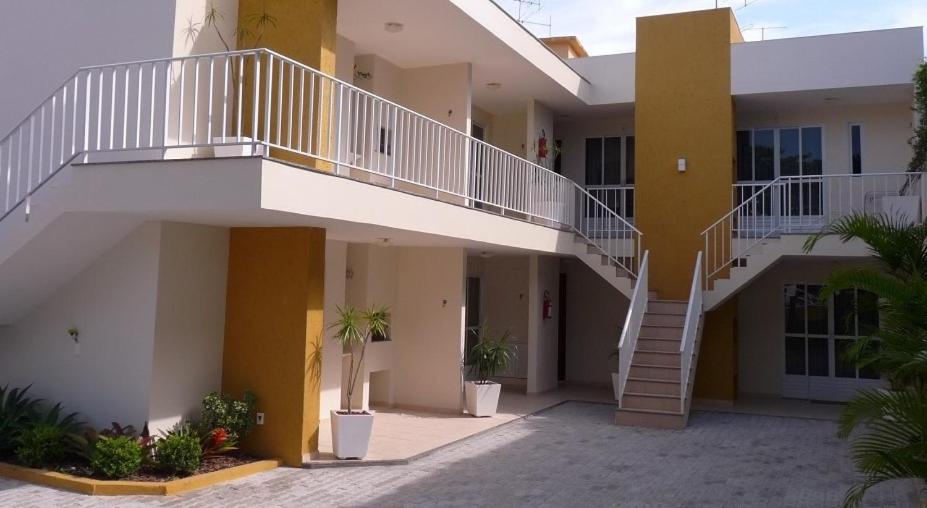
[464,328,512,417]
[329,305,389,459]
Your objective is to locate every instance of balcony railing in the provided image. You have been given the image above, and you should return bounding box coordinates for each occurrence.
[0,49,643,277]
[704,172,925,283]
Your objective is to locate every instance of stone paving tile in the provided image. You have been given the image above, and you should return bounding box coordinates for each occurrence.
[0,402,919,507]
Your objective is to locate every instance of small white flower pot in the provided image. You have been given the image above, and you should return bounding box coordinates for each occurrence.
[212,137,264,157]
[611,372,621,400]
[465,381,501,417]
[330,410,374,459]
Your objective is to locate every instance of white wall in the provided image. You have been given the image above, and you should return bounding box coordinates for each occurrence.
[567,53,636,105]
[319,240,347,418]
[147,222,229,433]
[172,0,239,56]
[737,102,913,174]
[0,223,163,429]
[527,100,555,170]
[466,255,529,379]
[392,247,466,411]
[527,255,560,393]
[336,36,357,82]
[562,258,628,386]
[738,258,879,396]
[0,0,176,135]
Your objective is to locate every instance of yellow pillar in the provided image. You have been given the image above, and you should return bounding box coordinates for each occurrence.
[634,9,743,402]
[238,0,338,169]
[221,228,326,466]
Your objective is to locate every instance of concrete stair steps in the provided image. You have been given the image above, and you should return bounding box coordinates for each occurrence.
[632,350,681,367]
[614,407,687,429]
[637,337,682,352]
[622,392,683,412]
[625,377,682,396]
[629,364,681,380]
[639,324,683,339]
[642,313,685,327]
[647,301,687,315]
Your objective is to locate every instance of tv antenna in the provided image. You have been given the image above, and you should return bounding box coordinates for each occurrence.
[742,25,786,40]
[511,0,552,36]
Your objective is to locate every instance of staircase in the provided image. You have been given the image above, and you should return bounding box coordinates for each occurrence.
[614,252,704,429]
[570,234,635,298]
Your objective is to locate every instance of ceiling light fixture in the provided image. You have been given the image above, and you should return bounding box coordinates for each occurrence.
[486,82,502,90]
[384,22,404,34]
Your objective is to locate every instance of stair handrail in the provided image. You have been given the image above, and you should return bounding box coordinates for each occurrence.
[700,177,782,285]
[574,184,643,277]
[616,250,649,407]
[679,251,703,413]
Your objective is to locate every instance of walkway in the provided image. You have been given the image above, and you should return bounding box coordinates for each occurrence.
[0,402,918,507]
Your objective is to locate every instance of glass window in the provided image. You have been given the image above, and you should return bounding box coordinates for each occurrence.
[585,138,602,185]
[784,285,806,334]
[801,127,823,175]
[736,130,752,181]
[858,290,879,336]
[834,290,856,336]
[805,285,828,335]
[851,125,862,174]
[785,336,806,375]
[779,128,800,177]
[603,137,621,185]
[625,136,635,185]
[859,341,881,380]
[834,339,856,378]
[808,338,829,376]
[754,129,775,181]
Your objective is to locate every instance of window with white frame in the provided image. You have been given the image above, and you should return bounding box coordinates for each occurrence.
[850,124,862,174]
[584,136,635,218]
[736,127,823,182]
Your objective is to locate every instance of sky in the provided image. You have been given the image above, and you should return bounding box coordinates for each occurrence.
[497,0,927,56]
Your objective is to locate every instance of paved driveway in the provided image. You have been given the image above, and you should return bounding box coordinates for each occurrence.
[0,402,919,507]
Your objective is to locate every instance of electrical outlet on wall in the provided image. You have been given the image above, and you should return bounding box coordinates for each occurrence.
[256,412,265,425]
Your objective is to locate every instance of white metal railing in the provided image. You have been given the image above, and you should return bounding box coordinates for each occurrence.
[679,251,703,413]
[616,250,649,407]
[585,184,634,220]
[703,172,924,283]
[0,49,642,277]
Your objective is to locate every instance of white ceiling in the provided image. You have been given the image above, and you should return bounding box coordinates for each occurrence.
[336,0,587,115]
[734,84,914,113]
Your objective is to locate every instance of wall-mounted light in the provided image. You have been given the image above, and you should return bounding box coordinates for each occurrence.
[384,22,404,34]
[67,327,79,343]
[677,158,687,173]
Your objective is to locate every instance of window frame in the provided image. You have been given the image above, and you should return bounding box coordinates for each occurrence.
[736,126,827,182]
[584,135,635,187]
[849,123,863,175]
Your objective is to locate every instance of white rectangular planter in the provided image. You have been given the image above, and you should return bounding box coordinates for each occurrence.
[465,381,501,417]
[612,373,621,400]
[330,410,374,459]
[212,137,264,157]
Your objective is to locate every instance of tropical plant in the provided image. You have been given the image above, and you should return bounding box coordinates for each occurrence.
[0,385,41,457]
[465,328,513,384]
[155,425,202,475]
[837,389,927,508]
[90,435,144,479]
[330,305,390,413]
[73,422,154,462]
[15,424,68,468]
[805,213,927,506]
[198,391,256,442]
[200,427,237,458]
[201,2,278,52]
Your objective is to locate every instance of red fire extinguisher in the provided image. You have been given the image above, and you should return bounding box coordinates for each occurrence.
[543,290,553,319]
[537,129,549,159]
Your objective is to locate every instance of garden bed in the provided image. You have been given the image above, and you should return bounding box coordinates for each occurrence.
[0,457,280,496]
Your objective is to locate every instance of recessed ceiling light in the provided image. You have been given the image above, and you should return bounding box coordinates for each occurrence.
[486,82,502,90]
[384,22,404,34]
[824,96,838,102]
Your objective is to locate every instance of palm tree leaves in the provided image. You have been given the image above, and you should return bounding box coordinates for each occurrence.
[838,389,927,508]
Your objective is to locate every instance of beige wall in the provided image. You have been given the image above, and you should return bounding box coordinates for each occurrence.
[319,240,347,418]
[392,247,466,411]
[562,258,628,385]
[490,109,529,158]
[737,102,913,174]
[172,0,239,56]
[527,255,560,393]
[148,223,228,432]
[400,63,473,132]
[737,258,879,396]
[527,100,555,170]
[467,255,530,379]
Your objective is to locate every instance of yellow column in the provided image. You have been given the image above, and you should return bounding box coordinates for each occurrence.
[238,0,338,169]
[221,228,326,466]
[635,9,743,402]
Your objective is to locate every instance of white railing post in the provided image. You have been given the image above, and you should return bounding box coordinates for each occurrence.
[617,251,649,408]
[679,251,703,412]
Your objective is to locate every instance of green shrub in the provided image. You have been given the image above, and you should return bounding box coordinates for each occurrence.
[15,424,67,467]
[90,436,143,479]
[0,385,41,457]
[199,391,256,441]
[155,426,201,475]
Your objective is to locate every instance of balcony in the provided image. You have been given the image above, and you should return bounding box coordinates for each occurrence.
[0,49,642,278]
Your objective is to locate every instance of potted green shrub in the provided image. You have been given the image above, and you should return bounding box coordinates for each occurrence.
[329,305,390,459]
[464,328,512,417]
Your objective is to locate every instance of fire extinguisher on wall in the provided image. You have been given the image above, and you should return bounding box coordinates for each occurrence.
[543,290,553,319]
[537,129,549,160]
